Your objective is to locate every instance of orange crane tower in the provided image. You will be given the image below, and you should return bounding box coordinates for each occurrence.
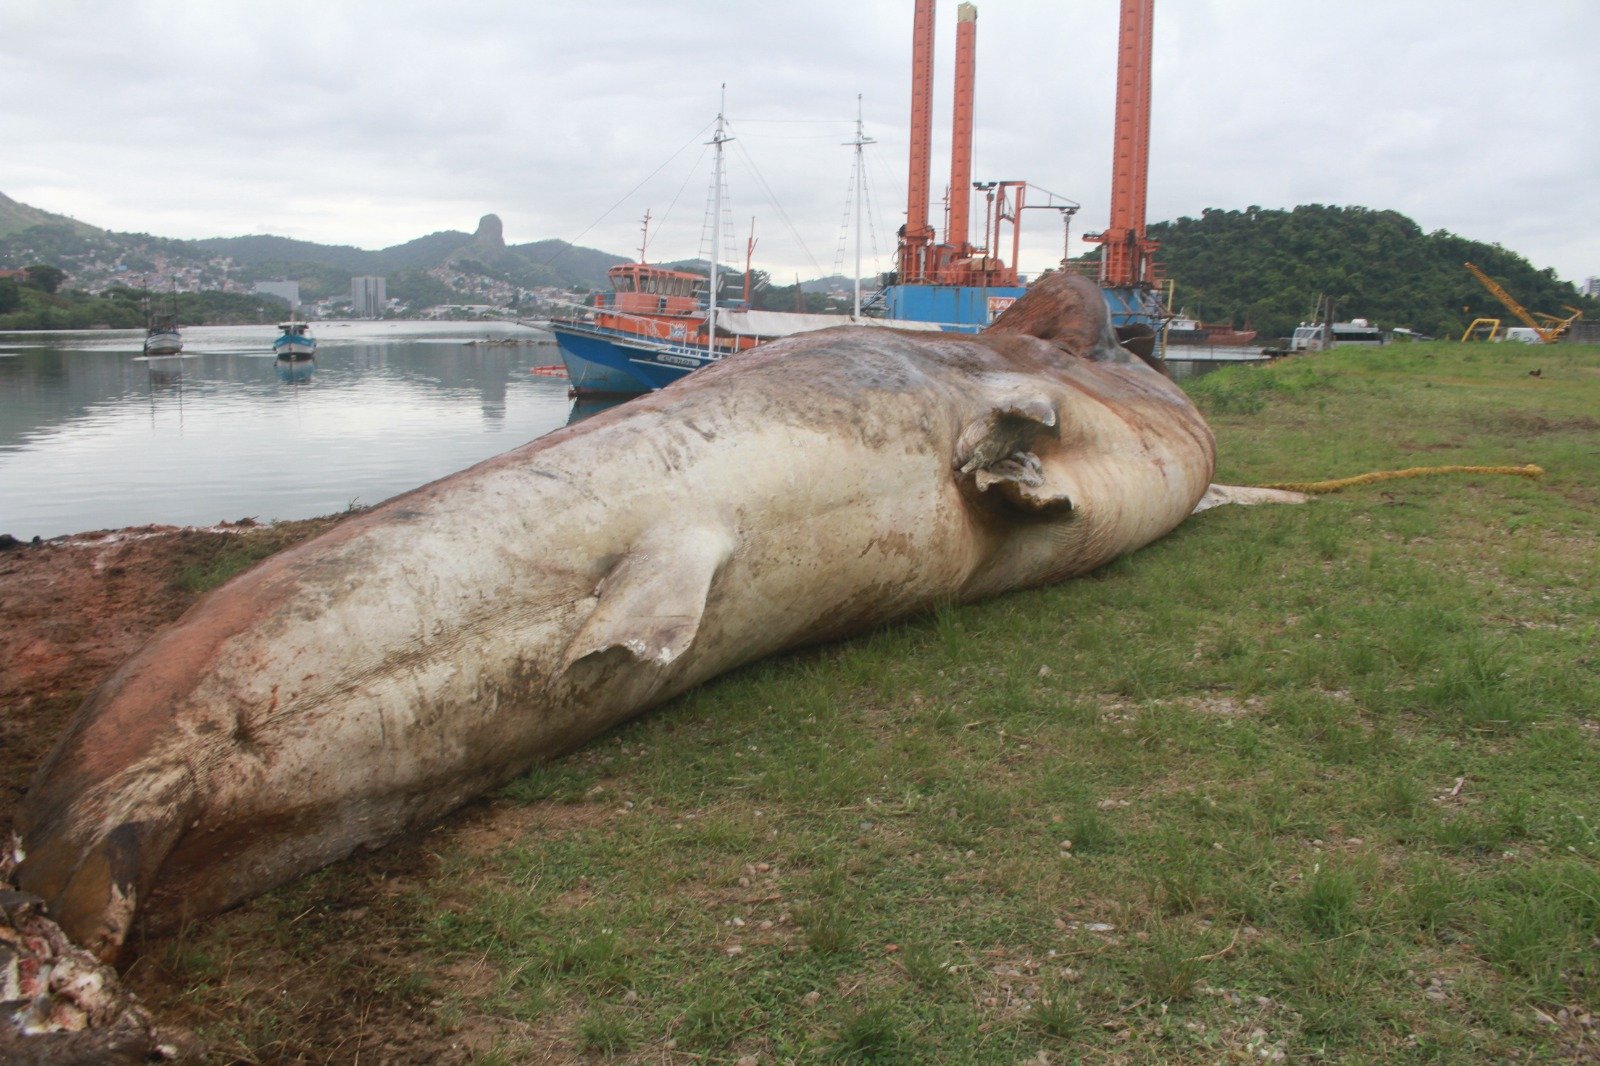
[1087,0,1160,289]
[898,0,936,284]
[946,3,977,255]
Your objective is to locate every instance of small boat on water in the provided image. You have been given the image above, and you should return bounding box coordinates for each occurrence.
[274,319,318,360]
[1164,309,1257,348]
[1200,322,1259,346]
[1165,310,1205,345]
[142,287,183,356]
[143,325,183,357]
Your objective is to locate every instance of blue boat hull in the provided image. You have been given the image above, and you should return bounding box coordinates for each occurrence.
[274,336,317,360]
[550,322,723,396]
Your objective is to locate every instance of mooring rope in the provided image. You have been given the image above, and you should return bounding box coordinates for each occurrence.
[1260,464,1545,495]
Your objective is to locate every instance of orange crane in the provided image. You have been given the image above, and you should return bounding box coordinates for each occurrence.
[1463,261,1584,343]
[1085,0,1160,289]
[895,0,1020,289]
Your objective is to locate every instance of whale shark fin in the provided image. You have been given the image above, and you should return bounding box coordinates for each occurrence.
[955,392,1075,514]
[1114,323,1169,375]
[561,525,734,671]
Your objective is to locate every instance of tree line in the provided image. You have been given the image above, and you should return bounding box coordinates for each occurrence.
[1141,204,1597,342]
[0,280,293,330]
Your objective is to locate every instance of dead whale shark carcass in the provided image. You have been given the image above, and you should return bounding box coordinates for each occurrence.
[16,271,1216,960]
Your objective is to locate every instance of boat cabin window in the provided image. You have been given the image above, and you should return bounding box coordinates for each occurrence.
[610,265,702,299]
[641,274,696,298]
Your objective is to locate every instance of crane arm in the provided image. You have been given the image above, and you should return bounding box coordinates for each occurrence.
[1464,261,1554,341]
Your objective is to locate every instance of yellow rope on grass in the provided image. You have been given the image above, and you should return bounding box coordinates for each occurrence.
[1261,464,1544,495]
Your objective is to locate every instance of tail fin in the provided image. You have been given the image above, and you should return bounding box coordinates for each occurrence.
[16,763,194,961]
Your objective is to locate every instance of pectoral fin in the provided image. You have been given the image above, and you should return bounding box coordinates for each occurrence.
[955,392,1076,515]
[561,525,734,671]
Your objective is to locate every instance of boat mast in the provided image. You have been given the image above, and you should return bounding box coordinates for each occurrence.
[707,85,731,356]
[848,94,875,318]
[638,209,651,265]
[743,217,757,304]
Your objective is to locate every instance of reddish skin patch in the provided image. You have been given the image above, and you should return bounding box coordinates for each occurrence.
[0,522,346,842]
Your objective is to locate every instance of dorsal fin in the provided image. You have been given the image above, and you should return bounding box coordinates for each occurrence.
[561,525,734,671]
[985,272,1127,363]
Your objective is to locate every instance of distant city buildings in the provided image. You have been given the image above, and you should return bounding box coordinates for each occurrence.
[351,275,387,318]
[1582,276,1600,300]
[253,280,300,311]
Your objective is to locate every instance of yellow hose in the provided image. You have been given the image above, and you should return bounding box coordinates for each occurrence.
[1260,464,1544,495]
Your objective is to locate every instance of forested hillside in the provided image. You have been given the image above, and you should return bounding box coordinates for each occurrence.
[5,190,1593,332]
[0,191,100,239]
[1146,205,1597,342]
[0,193,629,305]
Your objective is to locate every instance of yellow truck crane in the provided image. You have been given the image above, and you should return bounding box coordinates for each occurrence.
[1464,261,1583,343]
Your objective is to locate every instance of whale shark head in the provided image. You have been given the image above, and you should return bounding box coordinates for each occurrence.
[948,270,1216,593]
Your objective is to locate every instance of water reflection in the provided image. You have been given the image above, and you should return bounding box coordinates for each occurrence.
[274,357,317,383]
[145,358,187,390]
[0,321,569,538]
[0,324,1251,540]
[567,395,629,424]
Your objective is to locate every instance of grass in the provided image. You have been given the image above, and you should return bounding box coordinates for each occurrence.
[145,340,1600,1061]
[165,513,357,594]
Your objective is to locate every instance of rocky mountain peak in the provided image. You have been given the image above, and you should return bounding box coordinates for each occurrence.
[473,214,505,251]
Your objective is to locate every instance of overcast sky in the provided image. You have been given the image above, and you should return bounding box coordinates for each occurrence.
[4,1,1596,287]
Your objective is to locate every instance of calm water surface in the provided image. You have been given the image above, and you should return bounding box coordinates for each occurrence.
[0,321,592,539]
[1,324,1261,540]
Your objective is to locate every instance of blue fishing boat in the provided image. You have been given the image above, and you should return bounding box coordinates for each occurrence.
[552,94,940,396]
[273,319,317,360]
[551,94,883,396]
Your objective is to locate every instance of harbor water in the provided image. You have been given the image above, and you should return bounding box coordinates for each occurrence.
[0,320,580,540]
[1,323,1268,541]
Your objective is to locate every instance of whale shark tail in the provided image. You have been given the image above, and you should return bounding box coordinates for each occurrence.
[16,760,195,961]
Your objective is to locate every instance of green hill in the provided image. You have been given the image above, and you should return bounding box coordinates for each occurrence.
[1146,204,1597,342]
[0,195,630,302]
[192,234,379,272]
[0,191,102,239]
[4,191,1590,332]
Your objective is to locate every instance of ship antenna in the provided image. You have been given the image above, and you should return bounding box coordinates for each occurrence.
[707,84,732,357]
[845,93,876,318]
